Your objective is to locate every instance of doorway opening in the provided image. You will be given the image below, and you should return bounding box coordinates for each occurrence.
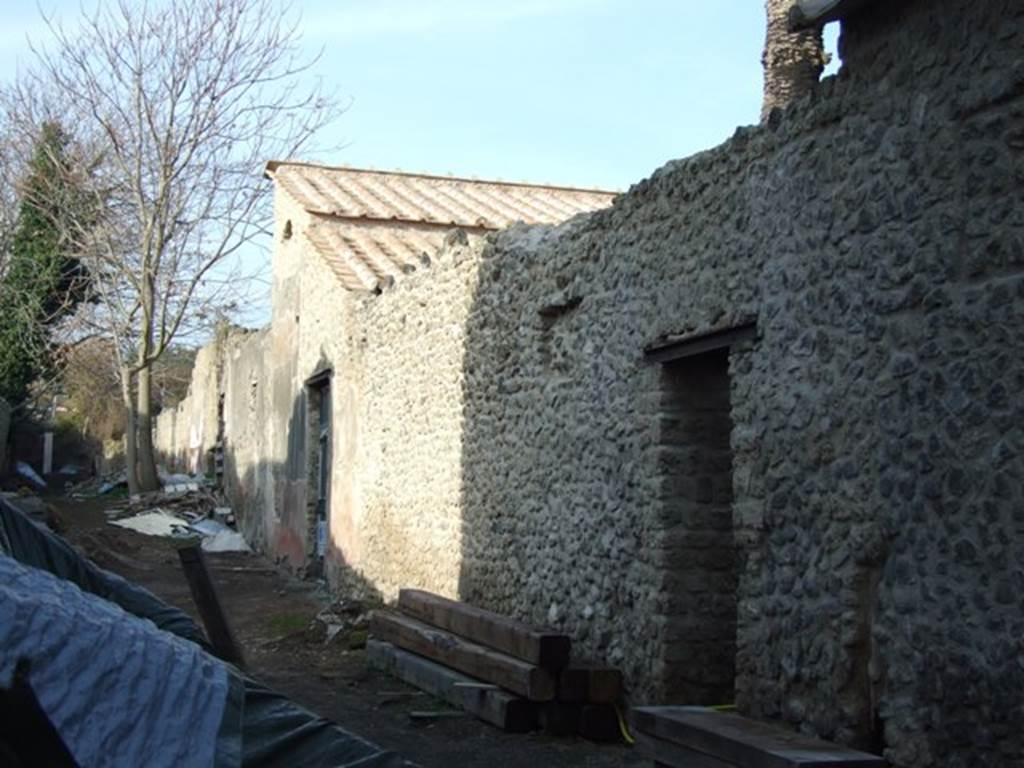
[306,373,332,578]
[655,341,740,705]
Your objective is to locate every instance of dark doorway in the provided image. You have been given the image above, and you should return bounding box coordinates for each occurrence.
[658,347,737,704]
[307,375,332,578]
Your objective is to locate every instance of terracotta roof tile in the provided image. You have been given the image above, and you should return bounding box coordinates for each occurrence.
[269,162,617,292]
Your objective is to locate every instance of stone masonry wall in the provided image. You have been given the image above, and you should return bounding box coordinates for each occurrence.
[156,2,1023,765]
[338,231,481,599]
[162,186,484,596]
[454,1,1024,765]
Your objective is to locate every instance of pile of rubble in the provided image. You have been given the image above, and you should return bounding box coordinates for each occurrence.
[101,475,249,554]
[309,599,372,647]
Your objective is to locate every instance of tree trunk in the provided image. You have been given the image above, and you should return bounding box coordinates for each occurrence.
[761,0,826,120]
[120,367,139,496]
[135,362,160,491]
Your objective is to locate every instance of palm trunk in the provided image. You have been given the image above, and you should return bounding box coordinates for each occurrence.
[135,362,160,491]
[761,0,826,120]
[120,367,139,496]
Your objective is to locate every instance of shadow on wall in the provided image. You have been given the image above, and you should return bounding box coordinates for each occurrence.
[221,386,309,571]
[453,223,671,702]
[222,452,383,605]
[220,387,384,605]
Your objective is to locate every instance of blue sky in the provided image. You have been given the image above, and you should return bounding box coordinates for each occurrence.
[304,0,768,190]
[0,1,838,325]
[0,1,838,191]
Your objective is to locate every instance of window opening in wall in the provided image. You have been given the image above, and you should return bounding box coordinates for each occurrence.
[822,21,841,78]
[283,219,293,240]
[659,346,738,705]
[307,375,331,577]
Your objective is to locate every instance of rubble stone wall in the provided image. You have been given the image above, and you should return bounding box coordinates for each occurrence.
[455,1,1024,764]
[155,1,1023,765]
[339,232,481,599]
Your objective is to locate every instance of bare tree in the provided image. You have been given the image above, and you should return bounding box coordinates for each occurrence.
[762,0,827,120]
[5,0,338,492]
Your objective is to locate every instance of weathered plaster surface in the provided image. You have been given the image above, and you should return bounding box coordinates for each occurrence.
[155,341,222,475]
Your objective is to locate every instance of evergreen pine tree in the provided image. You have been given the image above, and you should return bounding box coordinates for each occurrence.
[0,122,89,403]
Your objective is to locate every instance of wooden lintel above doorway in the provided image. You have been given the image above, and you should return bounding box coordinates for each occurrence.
[644,321,757,364]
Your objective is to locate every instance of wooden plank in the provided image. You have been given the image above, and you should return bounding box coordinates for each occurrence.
[578,704,620,743]
[539,702,581,736]
[558,666,623,703]
[557,668,589,703]
[177,543,245,667]
[631,707,887,768]
[397,589,570,669]
[371,611,556,701]
[366,639,537,732]
[408,710,465,721]
[588,668,623,703]
[644,322,757,364]
[634,730,733,768]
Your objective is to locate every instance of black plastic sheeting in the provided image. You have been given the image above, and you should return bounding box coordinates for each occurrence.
[0,496,211,650]
[238,678,408,768]
[0,497,413,768]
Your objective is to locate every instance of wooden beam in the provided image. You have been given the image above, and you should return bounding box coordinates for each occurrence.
[558,666,623,703]
[579,704,622,744]
[370,611,556,701]
[633,730,733,768]
[539,702,581,737]
[397,589,571,670]
[645,322,757,364]
[366,639,537,732]
[177,544,245,667]
[631,707,887,768]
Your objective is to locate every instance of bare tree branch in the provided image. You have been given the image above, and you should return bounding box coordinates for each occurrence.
[3,0,340,491]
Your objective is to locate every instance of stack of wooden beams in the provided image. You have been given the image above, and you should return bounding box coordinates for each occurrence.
[630,706,888,767]
[368,589,623,740]
[538,664,623,742]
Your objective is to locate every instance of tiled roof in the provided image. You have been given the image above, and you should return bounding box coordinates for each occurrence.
[268,161,617,292]
[305,218,446,292]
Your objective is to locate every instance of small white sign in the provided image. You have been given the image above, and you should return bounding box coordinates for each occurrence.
[316,519,327,556]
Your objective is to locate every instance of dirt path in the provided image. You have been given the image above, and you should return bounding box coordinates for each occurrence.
[51,494,646,768]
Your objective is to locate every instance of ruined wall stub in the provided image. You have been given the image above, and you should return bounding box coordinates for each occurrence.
[154,331,234,475]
